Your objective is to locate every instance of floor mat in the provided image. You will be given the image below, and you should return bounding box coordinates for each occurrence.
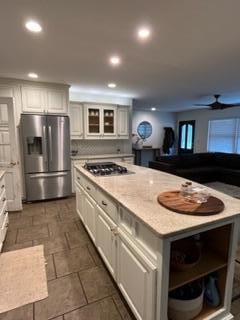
[205,181,240,199]
[0,245,48,314]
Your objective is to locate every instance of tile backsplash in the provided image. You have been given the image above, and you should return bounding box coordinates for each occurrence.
[71,139,132,155]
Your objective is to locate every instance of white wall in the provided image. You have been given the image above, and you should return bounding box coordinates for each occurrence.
[70,90,132,106]
[132,110,177,148]
[177,107,240,153]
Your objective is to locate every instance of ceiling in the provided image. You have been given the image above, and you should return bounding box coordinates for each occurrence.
[1,0,240,111]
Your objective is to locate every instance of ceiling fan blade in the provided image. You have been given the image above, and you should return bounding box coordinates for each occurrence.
[194,103,210,106]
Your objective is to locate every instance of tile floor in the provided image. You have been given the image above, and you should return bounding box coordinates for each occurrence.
[1,196,240,319]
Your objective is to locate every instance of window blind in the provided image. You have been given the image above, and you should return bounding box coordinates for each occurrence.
[208,118,240,153]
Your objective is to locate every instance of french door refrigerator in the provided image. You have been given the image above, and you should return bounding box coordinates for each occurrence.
[21,114,71,201]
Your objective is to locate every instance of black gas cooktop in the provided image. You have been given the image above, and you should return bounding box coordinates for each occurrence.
[84,162,132,176]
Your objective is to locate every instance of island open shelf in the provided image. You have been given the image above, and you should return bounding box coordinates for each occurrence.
[168,224,231,319]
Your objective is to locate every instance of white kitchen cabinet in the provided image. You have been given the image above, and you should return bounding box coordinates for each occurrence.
[69,103,83,139]
[84,104,117,139]
[0,174,8,251]
[21,85,68,114]
[96,205,117,278]
[21,85,46,113]
[117,231,157,320]
[75,183,85,222]
[117,106,129,139]
[47,88,68,114]
[83,192,96,243]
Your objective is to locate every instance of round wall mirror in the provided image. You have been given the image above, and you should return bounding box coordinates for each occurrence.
[137,121,152,140]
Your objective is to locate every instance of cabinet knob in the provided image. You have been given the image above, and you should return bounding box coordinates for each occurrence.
[86,186,91,191]
[111,227,119,236]
[2,197,6,202]
[102,200,107,206]
[77,177,80,180]
[1,185,4,189]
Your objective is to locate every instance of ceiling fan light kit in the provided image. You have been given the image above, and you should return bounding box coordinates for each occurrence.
[194,94,240,110]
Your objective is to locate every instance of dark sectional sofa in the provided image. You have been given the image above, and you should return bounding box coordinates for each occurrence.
[149,152,240,186]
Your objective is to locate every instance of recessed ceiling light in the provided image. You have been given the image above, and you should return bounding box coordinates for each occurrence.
[109,56,121,66]
[25,20,42,33]
[28,72,38,79]
[137,26,151,40]
[108,83,116,88]
[151,107,156,111]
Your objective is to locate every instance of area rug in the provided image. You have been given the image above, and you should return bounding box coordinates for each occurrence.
[0,245,48,314]
[204,181,240,199]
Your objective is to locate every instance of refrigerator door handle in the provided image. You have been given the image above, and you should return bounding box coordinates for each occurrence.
[29,172,68,179]
[48,125,53,162]
[42,125,48,163]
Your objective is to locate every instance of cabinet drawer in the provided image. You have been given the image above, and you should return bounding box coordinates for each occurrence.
[82,175,96,200]
[96,190,117,223]
[75,169,83,187]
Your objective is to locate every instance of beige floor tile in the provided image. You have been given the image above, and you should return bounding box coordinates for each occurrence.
[21,205,45,216]
[54,246,95,277]
[48,221,78,236]
[87,242,104,267]
[66,229,91,249]
[33,213,60,226]
[34,274,87,320]
[0,303,33,320]
[59,210,80,222]
[33,236,69,255]
[79,266,116,303]
[3,230,17,246]
[17,224,49,243]
[236,247,240,263]
[112,292,136,320]
[233,262,240,299]
[46,254,56,281]
[2,240,33,253]
[8,215,33,231]
[231,298,240,316]
[64,297,121,320]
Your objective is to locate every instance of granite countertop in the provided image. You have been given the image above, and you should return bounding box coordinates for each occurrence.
[75,163,240,238]
[71,153,134,160]
[0,170,5,180]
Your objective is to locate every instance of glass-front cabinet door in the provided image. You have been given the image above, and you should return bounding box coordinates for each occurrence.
[85,105,102,137]
[102,105,116,137]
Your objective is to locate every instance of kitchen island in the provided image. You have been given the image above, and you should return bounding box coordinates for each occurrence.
[74,163,240,320]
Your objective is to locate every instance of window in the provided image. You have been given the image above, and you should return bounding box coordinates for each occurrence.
[208,118,240,154]
[178,120,195,154]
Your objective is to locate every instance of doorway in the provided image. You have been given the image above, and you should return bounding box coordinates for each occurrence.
[0,97,22,211]
[178,120,195,154]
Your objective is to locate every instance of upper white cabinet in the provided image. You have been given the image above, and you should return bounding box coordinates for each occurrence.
[47,89,68,114]
[117,106,129,139]
[21,86,46,113]
[21,85,68,114]
[83,104,129,140]
[69,103,83,139]
[84,104,117,139]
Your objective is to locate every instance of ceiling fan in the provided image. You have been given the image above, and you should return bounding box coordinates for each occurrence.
[194,94,240,110]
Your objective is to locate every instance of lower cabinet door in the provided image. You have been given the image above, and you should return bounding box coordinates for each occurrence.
[118,232,157,320]
[96,206,117,279]
[83,193,96,243]
[76,184,85,222]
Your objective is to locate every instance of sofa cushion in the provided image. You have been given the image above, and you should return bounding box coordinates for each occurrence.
[177,153,215,169]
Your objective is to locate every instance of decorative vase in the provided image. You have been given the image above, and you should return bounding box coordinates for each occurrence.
[204,274,221,307]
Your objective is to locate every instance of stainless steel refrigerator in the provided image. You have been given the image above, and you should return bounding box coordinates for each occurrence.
[21,114,71,201]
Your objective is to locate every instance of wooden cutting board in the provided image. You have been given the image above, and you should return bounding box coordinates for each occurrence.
[158,191,225,215]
